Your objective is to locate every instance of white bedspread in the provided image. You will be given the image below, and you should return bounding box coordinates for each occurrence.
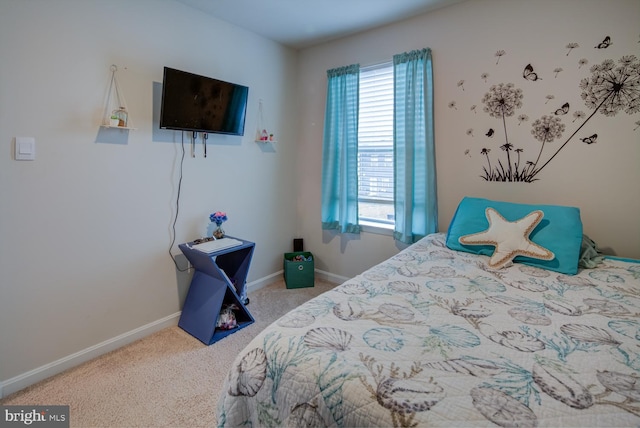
[217,233,640,427]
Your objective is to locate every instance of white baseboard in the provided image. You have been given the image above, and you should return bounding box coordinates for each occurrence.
[1,269,347,399]
[246,270,284,292]
[0,312,180,399]
[314,268,349,285]
[247,269,347,292]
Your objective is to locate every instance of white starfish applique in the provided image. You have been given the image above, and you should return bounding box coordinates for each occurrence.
[459,207,554,269]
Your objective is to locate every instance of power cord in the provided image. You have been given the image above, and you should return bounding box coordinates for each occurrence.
[169,132,189,272]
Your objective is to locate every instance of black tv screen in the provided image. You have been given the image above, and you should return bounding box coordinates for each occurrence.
[159,67,249,135]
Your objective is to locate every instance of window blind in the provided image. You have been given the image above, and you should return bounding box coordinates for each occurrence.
[358,62,394,221]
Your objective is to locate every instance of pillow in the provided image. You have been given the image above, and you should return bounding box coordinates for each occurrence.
[459,207,555,270]
[446,197,583,274]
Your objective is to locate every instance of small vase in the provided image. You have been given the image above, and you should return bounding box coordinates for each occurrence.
[112,107,128,127]
[213,225,225,239]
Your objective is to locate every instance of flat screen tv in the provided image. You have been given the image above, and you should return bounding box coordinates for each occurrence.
[159,67,249,135]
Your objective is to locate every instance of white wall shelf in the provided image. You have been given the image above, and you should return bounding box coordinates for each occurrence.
[254,99,276,143]
[100,125,136,131]
[101,65,135,130]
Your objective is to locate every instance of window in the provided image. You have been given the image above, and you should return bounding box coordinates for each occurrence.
[322,49,435,242]
[357,62,394,226]
[321,48,438,244]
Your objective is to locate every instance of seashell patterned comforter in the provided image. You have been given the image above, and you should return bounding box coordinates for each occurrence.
[217,233,640,427]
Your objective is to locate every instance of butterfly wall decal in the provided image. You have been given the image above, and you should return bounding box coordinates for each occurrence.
[486,128,495,137]
[554,102,570,115]
[595,36,612,49]
[523,64,541,81]
[581,134,598,144]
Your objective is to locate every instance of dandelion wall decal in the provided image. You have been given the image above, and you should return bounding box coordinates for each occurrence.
[523,115,566,177]
[531,115,565,144]
[531,55,639,179]
[482,83,523,118]
[514,148,524,172]
[477,54,638,182]
[448,101,458,110]
[480,148,494,180]
[572,111,585,122]
[479,82,523,181]
[580,55,640,117]
[458,80,465,91]
[517,114,529,125]
[565,43,579,56]
[468,36,636,183]
[499,143,515,172]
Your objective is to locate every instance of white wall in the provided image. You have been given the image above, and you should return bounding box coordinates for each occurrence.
[0,0,298,391]
[295,0,640,280]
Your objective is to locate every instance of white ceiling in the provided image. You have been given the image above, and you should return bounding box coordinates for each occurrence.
[175,0,465,49]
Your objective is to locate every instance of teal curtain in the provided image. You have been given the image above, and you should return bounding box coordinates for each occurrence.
[321,64,361,234]
[393,48,437,244]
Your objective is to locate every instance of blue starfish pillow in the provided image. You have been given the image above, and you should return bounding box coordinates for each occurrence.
[459,207,555,270]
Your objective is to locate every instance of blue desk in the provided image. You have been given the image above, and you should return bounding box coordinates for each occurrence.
[178,238,255,345]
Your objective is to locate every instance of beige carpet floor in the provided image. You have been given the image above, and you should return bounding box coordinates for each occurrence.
[0,278,337,427]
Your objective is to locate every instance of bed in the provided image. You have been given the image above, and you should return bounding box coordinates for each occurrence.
[217,198,640,427]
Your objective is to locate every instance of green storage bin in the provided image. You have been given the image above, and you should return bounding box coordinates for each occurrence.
[283,252,314,288]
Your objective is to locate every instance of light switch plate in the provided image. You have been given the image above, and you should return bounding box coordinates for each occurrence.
[15,137,36,161]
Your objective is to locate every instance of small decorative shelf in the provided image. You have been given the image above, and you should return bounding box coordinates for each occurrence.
[254,99,277,143]
[101,125,136,131]
[100,65,136,130]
